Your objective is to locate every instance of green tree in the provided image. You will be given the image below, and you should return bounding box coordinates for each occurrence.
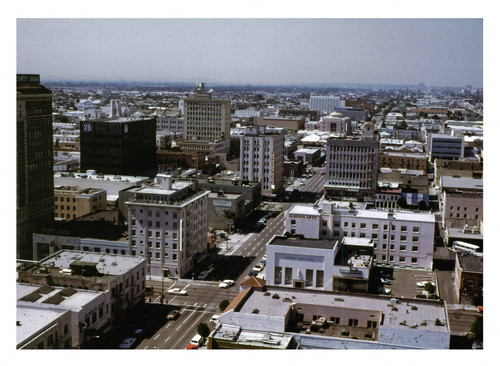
[397,197,407,209]
[469,316,483,341]
[197,322,210,338]
[424,282,435,294]
[218,299,230,312]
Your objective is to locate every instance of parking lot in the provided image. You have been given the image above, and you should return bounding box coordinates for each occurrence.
[376,267,437,299]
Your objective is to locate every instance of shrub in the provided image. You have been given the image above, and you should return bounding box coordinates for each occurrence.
[218,299,230,312]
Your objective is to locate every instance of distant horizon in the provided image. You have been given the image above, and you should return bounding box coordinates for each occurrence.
[17,19,483,89]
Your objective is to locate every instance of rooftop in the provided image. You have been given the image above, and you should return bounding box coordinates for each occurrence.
[457,252,483,273]
[440,176,483,191]
[269,236,337,250]
[17,305,69,347]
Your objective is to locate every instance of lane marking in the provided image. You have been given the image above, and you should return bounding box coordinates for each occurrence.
[164,336,171,343]
[154,334,160,340]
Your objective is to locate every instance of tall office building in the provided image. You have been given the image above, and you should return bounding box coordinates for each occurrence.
[180,83,231,153]
[325,123,379,199]
[239,126,285,197]
[17,74,55,259]
[309,96,342,115]
[80,117,156,177]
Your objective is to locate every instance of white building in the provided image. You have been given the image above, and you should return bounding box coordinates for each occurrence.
[285,199,436,269]
[318,111,352,133]
[309,96,342,115]
[239,126,285,197]
[126,175,209,277]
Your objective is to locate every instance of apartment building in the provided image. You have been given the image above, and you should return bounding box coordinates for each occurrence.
[309,96,342,114]
[239,126,285,198]
[126,175,209,278]
[182,83,231,153]
[428,134,464,161]
[285,199,435,269]
[54,186,107,221]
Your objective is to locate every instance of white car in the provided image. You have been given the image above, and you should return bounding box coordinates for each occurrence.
[416,281,435,288]
[210,314,220,323]
[378,287,391,295]
[219,279,235,288]
[252,264,264,272]
[118,337,137,349]
[167,288,188,296]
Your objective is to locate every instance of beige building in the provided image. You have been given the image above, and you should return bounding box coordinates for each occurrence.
[379,151,428,173]
[182,83,231,153]
[54,186,107,221]
[255,116,305,131]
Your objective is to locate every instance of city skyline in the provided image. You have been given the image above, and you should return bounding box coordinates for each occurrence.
[17,18,483,88]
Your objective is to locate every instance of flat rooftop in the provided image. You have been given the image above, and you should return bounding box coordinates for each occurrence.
[17,305,69,347]
[269,236,337,250]
[37,250,145,276]
[237,287,449,334]
[288,204,321,216]
[441,176,483,191]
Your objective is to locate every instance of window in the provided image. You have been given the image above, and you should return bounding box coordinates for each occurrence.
[412,246,419,252]
[348,319,359,327]
[330,317,340,325]
[285,267,292,285]
[382,244,387,250]
[382,255,386,261]
[344,222,349,228]
[400,235,407,242]
[173,254,177,261]
[383,234,388,240]
[412,236,419,243]
[411,257,418,264]
[274,266,282,285]
[390,244,395,251]
[413,227,419,233]
[389,256,394,262]
[360,232,366,238]
[401,226,407,232]
[399,257,405,263]
[291,219,296,225]
[351,222,356,228]
[306,269,313,287]
[391,225,396,231]
[372,224,379,230]
[390,235,395,241]
[360,223,366,229]
[400,245,406,251]
[47,334,54,346]
[316,270,324,287]
[383,224,388,231]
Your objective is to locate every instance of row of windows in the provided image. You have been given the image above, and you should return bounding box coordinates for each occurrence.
[377,255,419,264]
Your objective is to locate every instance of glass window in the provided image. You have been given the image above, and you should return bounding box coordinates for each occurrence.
[274,266,282,285]
[316,270,324,287]
[285,267,292,285]
[306,269,313,287]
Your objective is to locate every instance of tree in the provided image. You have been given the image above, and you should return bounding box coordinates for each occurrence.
[469,316,483,341]
[197,322,210,338]
[397,197,407,209]
[218,299,230,312]
[417,200,427,210]
[424,282,435,294]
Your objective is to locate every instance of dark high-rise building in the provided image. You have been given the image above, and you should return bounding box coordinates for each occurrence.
[17,74,54,259]
[80,118,156,177]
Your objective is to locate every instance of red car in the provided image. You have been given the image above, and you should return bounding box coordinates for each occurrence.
[185,344,198,349]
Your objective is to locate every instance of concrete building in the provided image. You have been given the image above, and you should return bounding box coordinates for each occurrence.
[126,175,209,278]
[207,191,246,230]
[211,286,450,349]
[80,117,157,177]
[293,148,321,165]
[428,134,464,161]
[54,186,107,221]
[17,74,55,259]
[309,96,342,115]
[433,159,483,188]
[17,250,147,345]
[318,111,352,133]
[255,116,305,131]
[334,107,368,121]
[439,177,483,230]
[285,199,435,269]
[17,303,73,349]
[379,151,428,173]
[182,83,231,153]
[239,126,285,198]
[265,235,374,293]
[325,124,379,199]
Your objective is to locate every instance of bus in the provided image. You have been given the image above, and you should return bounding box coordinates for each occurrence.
[452,241,480,253]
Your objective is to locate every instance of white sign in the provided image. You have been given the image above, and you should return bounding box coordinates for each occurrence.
[213,200,231,207]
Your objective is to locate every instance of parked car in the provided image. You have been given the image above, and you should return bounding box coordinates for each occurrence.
[258,259,266,266]
[247,270,256,277]
[378,287,391,295]
[210,314,220,323]
[190,334,204,347]
[133,329,144,338]
[252,264,264,272]
[185,344,198,350]
[118,337,137,349]
[219,279,235,288]
[258,218,267,225]
[380,278,391,285]
[416,281,435,288]
[167,310,180,320]
[167,288,187,296]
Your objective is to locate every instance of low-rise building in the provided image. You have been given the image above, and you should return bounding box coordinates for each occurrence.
[255,116,305,131]
[379,151,428,173]
[454,252,483,305]
[54,186,107,221]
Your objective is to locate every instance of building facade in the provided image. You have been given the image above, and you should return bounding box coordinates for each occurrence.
[54,186,107,221]
[239,126,285,197]
[17,74,55,259]
[325,129,379,199]
[428,134,464,161]
[309,96,341,114]
[126,175,209,278]
[182,83,231,152]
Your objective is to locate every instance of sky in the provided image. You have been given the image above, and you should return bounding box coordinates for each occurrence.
[17,18,483,88]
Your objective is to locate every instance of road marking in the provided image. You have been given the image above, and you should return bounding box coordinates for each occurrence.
[165,323,171,329]
[144,346,148,349]
[182,283,191,290]
[182,309,197,324]
[154,334,160,340]
[194,302,198,306]
[164,336,171,343]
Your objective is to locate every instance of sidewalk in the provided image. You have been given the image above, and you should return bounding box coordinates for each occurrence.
[215,232,254,256]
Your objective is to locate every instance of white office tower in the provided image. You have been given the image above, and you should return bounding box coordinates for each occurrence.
[126,175,209,278]
[240,126,285,198]
[309,96,342,115]
[109,99,122,118]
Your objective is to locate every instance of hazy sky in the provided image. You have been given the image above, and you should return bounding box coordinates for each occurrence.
[17,18,483,87]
